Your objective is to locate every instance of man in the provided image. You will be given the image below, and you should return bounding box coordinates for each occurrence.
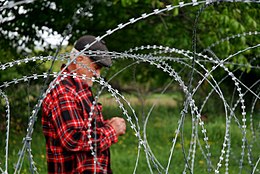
[42,35,126,174]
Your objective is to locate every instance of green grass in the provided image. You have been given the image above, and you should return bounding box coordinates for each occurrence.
[1,99,260,173]
[104,100,260,174]
[0,121,47,174]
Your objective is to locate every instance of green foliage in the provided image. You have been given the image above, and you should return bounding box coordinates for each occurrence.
[1,1,259,59]
[120,0,139,6]
[1,1,260,172]
[0,0,260,117]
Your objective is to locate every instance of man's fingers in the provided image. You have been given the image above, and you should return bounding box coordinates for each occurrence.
[107,117,126,136]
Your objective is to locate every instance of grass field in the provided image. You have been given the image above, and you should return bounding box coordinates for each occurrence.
[1,94,260,173]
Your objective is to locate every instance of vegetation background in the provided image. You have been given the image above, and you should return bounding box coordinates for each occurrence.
[0,0,260,173]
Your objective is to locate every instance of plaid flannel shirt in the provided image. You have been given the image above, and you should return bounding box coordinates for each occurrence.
[42,67,118,174]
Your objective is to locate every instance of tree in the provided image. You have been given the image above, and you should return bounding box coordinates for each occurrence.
[0,0,259,107]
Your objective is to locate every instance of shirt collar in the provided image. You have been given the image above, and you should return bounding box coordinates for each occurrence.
[61,64,90,91]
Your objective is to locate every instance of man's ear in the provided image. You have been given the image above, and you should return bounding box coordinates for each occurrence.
[76,55,84,62]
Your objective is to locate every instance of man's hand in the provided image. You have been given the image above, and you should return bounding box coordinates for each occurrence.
[108,117,126,136]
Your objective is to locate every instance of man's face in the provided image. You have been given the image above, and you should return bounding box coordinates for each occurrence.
[75,56,102,87]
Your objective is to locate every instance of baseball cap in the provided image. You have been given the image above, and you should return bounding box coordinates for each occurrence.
[74,35,112,67]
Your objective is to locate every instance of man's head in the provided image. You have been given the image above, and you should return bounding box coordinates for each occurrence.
[74,35,112,67]
[69,35,111,87]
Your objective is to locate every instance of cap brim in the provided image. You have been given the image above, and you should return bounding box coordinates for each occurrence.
[90,56,112,68]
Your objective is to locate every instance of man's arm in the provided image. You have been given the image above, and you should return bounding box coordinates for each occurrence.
[50,92,118,152]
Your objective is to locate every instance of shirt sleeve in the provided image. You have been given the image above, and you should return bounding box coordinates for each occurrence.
[50,91,118,152]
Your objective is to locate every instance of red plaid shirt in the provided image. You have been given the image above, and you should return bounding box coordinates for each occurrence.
[42,67,118,174]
